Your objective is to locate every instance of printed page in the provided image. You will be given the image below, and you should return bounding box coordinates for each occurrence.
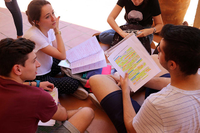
[108,34,161,92]
[38,87,58,126]
[66,36,102,63]
[58,49,107,74]
[71,60,107,74]
[104,33,133,57]
[70,49,106,68]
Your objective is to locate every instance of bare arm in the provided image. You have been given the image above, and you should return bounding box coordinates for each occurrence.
[107,4,129,38]
[4,0,12,2]
[121,73,136,133]
[152,14,164,33]
[52,104,68,121]
[40,16,66,60]
[144,77,170,90]
[39,81,54,92]
[23,81,54,91]
[137,14,163,38]
[66,109,80,119]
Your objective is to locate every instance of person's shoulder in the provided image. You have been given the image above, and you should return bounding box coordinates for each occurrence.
[146,84,172,103]
[28,85,48,94]
[26,85,55,104]
[23,84,44,94]
[24,26,41,39]
[24,26,39,34]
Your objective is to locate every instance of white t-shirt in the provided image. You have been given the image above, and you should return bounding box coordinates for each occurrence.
[24,26,55,76]
[133,84,200,133]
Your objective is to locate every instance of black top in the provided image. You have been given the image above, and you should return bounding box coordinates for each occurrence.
[117,0,161,26]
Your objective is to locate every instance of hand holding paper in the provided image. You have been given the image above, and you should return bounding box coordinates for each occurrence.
[106,34,161,92]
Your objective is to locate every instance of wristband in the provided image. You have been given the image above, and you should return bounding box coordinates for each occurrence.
[55,31,61,35]
[35,80,40,87]
[153,27,156,34]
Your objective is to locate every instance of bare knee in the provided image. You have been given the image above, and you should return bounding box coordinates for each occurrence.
[79,107,94,121]
[89,75,109,87]
[89,75,103,87]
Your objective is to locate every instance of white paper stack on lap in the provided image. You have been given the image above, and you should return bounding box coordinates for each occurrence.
[59,36,107,74]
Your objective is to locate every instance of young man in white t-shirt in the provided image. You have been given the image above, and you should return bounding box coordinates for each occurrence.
[89,24,200,132]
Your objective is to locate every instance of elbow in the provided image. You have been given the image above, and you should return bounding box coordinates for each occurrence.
[62,113,68,121]
[107,17,110,23]
[61,108,68,121]
[158,22,164,32]
[61,53,66,60]
[160,23,164,30]
[57,54,66,60]
[126,124,137,133]
[107,16,113,24]
[60,56,66,60]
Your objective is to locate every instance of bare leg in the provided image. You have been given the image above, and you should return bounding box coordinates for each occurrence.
[68,107,94,133]
[89,75,121,103]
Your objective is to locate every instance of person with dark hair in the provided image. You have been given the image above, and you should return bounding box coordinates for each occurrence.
[96,0,163,46]
[24,0,88,99]
[0,38,94,133]
[4,0,23,38]
[89,24,200,132]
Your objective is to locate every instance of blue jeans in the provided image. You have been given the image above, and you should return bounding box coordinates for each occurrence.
[99,27,154,45]
[99,29,116,45]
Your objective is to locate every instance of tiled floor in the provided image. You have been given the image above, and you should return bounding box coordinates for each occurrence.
[0,0,198,132]
[0,7,101,49]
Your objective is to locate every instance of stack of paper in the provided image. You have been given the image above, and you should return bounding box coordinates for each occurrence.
[105,34,161,92]
[59,37,107,74]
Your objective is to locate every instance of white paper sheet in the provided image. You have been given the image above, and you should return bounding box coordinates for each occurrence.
[59,37,107,74]
[70,49,106,68]
[107,34,161,92]
[66,36,102,63]
[71,60,107,74]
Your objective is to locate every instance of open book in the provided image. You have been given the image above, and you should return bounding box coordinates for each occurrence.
[105,33,161,92]
[59,36,107,74]
[38,87,58,126]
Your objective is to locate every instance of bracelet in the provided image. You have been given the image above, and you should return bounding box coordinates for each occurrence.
[153,27,156,34]
[29,82,32,86]
[55,31,61,35]
[35,80,40,87]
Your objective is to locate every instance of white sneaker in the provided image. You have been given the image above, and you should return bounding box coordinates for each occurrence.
[88,93,102,110]
[72,86,88,100]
